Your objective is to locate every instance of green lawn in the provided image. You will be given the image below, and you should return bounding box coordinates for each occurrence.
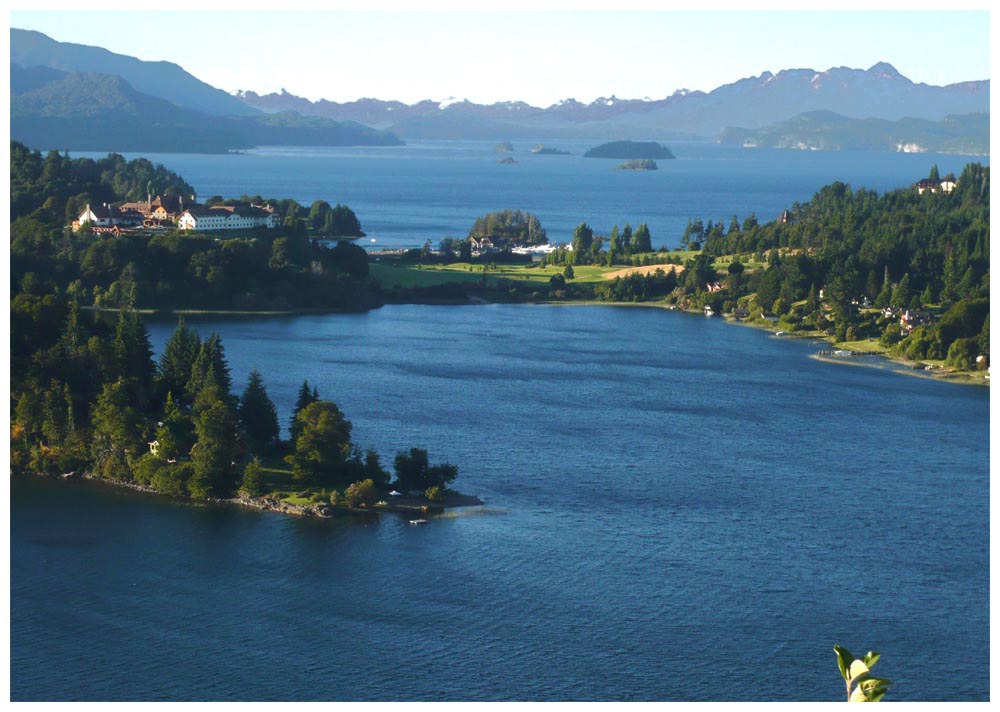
[370,261,619,288]
[368,257,701,289]
[837,338,888,354]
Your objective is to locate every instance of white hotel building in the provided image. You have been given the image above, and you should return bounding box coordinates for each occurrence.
[177,204,280,232]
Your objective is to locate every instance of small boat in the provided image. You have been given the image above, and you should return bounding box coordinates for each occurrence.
[833,349,851,356]
[409,519,429,526]
[775,331,786,336]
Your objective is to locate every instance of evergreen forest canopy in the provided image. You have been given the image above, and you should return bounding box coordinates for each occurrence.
[10,306,460,504]
[583,141,676,159]
[467,209,547,246]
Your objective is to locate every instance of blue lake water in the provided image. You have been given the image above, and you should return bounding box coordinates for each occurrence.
[10,305,989,701]
[74,140,983,250]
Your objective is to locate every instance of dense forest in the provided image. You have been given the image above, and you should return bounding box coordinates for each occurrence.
[689,163,990,367]
[467,209,547,246]
[525,164,989,371]
[10,142,378,311]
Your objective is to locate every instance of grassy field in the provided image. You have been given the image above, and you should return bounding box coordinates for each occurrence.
[370,261,619,288]
[369,254,705,290]
[837,338,889,354]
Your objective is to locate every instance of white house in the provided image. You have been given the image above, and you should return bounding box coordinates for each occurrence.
[77,203,116,227]
[177,204,279,232]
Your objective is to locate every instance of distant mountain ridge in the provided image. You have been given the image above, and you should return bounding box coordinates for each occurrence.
[10,65,403,153]
[718,111,990,155]
[237,63,989,141]
[9,30,404,153]
[11,27,258,117]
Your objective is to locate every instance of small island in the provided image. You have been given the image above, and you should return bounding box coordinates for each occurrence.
[531,144,571,155]
[615,159,658,171]
[583,141,675,159]
[498,157,517,164]
[494,141,514,153]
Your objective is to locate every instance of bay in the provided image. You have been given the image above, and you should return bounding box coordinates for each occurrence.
[10,304,989,701]
[73,140,983,250]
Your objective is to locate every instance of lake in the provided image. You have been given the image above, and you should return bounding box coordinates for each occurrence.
[73,140,983,250]
[10,304,989,701]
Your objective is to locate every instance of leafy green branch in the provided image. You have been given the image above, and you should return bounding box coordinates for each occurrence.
[834,644,892,702]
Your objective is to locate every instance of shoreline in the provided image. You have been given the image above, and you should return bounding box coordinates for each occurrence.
[90,297,987,387]
[721,313,989,387]
[26,472,484,520]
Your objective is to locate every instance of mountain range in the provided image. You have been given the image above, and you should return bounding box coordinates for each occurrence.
[237,62,990,143]
[10,28,990,154]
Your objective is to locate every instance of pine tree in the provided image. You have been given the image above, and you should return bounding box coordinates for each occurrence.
[159,316,200,403]
[185,333,232,404]
[290,380,319,442]
[189,397,239,498]
[60,300,84,355]
[608,225,621,265]
[90,380,143,481]
[632,223,652,253]
[112,307,156,411]
[238,368,280,452]
[891,273,912,308]
[239,459,265,497]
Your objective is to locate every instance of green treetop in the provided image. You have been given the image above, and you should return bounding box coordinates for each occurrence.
[238,368,280,453]
[158,316,200,404]
[286,400,353,485]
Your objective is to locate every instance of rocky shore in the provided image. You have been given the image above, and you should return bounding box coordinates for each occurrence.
[44,472,484,519]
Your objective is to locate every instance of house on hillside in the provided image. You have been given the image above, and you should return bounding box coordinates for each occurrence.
[177,203,279,232]
[917,176,958,195]
[74,204,143,232]
[76,203,117,228]
[899,309,933,336]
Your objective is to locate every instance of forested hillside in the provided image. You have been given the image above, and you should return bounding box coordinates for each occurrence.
[10,142,378,312]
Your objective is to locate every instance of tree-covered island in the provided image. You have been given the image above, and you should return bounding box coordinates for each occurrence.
[583,141,675,159]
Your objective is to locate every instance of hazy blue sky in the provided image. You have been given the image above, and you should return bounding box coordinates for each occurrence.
[9,9,991,106]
